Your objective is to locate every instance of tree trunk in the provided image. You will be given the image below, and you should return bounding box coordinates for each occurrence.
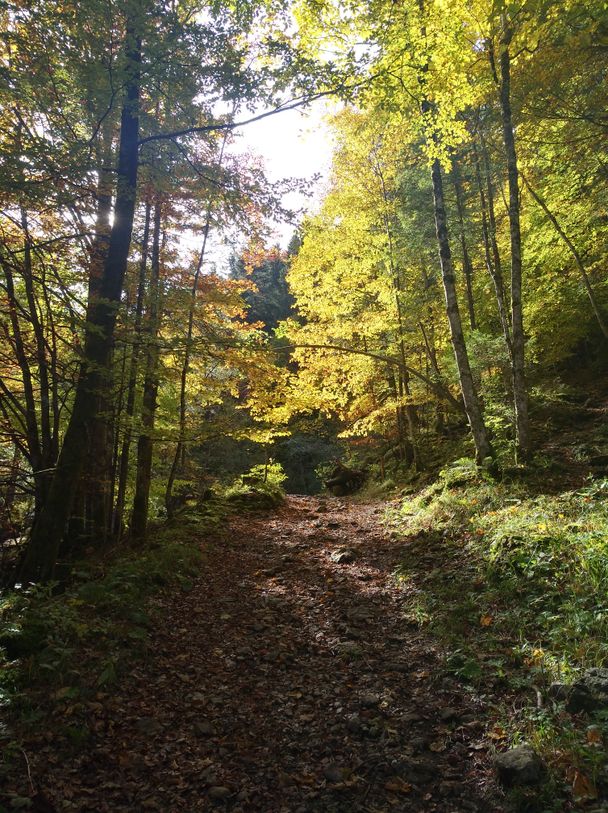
[451,158,476,330]
[82,148,115,548]
[164,225,208,519]
[496,29,530,460]
[164,121,232,516]
[19,208,54,481]
[131,200,162,540]
[0,254,44,508]
[374,157,420,467]
[430,156,493,463]
[18,23,141,582]
[472,140,512,352]
[113,200,152,537]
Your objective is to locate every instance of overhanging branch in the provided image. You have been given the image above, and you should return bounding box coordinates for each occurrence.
[138,74,383,147]
[276,342,464,413]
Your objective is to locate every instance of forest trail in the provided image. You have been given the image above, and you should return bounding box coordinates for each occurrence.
[34,498,504,812]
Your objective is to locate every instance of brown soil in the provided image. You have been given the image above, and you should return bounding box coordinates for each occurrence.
[14,497,507,812]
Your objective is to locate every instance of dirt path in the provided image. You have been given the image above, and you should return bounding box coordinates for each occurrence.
[28,497,505,812]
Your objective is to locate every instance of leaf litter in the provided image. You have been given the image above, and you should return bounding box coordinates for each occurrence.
[4,496,506,811]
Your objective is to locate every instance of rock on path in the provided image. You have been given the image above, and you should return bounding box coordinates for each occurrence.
[23,496,504,811]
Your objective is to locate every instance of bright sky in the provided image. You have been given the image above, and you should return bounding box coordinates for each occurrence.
[185,100,336,275]
[235,100,336,247]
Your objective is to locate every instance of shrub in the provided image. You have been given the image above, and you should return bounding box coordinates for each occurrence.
[223,461,286,510]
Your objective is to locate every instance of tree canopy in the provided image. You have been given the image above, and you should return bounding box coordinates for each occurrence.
[0,0,607,580]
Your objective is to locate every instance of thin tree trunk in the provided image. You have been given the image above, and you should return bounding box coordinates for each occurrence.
[472,140,512,352]
[164,224,209,519]
[493,28,530,460]
[416,2,489,461]
[165,122,232,516]
[18,22,141,582]
[19,209,52,467]
[113,200,152,537]
[38,258,60,458]
[131,200,162,540]
[418,318,446,432]
[430,156,493,463]
[110,332,129,518]
[3,126,44,508]
[373,158,420,467]
[481,138,509,315]
[0,254,45,509]
[521,172,608,339]
[451,158,476,330]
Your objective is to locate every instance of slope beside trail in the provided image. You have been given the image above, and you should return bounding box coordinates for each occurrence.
[29,496,505,812]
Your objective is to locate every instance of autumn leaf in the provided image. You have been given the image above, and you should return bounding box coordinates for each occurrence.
[384,778,412,794]
[586,726,603,746]
[572,770,597,801]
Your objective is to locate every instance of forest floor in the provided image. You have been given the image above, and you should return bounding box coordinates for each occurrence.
[8,496,511,813]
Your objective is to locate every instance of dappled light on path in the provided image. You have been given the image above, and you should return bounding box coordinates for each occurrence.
[24,498,504,811]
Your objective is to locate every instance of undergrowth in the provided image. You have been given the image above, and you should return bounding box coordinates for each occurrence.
[390,459,608,810]
[0,469,286,806]
[224,461,286,509]
[0,507,223,793]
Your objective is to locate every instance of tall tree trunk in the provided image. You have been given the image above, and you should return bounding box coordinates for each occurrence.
[164,224,208,519]
[39,259,60,458]
[0,254,43,508]
[19,209,53,474]
[165,122,232,516]
[18,22,141,582]
[430,156,493,463]
[472,140,512,352]
[131,200,162,540]
[521,172,608,339]
[82,146,115,547]
[417,2,489,460]
[451,158,476,330]
[113,200,152,537]
[110,333,129,520]
[493,28,530,460]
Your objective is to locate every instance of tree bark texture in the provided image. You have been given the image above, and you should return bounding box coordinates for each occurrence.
[113,200,152,537]
[131,200,162,540]
[498,31,530,460]
[430,157,493,463]
[451,158,476,331]
[19,24,141,581]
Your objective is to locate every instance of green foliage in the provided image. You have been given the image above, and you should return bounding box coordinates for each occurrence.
[0,519,209,715]
[223,462,286,509]
[390,471,608,807]
[247,460,287,487]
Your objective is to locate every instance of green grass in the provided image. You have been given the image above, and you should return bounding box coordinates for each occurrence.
[388,460,608,810]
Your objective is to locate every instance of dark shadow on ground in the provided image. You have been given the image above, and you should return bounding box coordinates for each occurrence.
[16,497,507,812]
